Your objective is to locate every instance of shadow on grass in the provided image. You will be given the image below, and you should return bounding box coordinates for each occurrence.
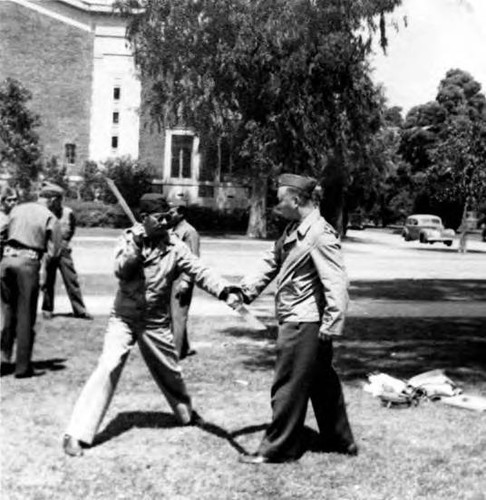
[349,279,486,302]
[224,318,486,384]
[1,357,66,377]
[93,411,181,446]
[32,357,67,372]
[93,411,267,455]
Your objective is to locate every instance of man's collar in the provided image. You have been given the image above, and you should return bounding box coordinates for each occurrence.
[296,208,320,238]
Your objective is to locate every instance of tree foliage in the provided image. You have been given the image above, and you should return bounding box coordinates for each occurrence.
[118,0,402,236]
[399,69,486,226]
[0,78,42,191]
[80,157,155,208]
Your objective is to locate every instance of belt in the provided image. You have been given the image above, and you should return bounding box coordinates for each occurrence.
[4,246,42,261]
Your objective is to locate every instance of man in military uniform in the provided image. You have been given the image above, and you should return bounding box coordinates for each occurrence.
[0,185,18,260]
[0,183,62,377]
[63,193,238,456]
[0,185,18,367]
[41,189,92,320]
[169,201,200,359]
[237,173,357,464]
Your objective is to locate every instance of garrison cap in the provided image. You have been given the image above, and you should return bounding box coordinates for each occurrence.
[39,182,64,197]
[139,193,170,214]
[278,173,317,195]
[1,185,17,202]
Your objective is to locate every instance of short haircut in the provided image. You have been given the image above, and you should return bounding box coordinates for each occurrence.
[284,185,321,205]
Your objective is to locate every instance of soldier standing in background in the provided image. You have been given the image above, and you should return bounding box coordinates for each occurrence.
[0,185,19,368]
[0,186,18,259]
[0,183,62,378]
[41,189,92,320]
[169,202,200,359]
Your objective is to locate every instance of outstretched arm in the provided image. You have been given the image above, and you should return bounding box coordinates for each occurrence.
[239,243,280,303]
[174,239,229,299]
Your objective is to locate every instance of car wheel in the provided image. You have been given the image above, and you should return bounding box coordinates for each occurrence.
[444,241,452,247]
[419,233,426,243]
[404,233,411,241]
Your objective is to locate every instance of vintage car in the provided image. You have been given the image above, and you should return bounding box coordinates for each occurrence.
[401,214,455,246]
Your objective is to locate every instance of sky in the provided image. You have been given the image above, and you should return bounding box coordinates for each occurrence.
[370,0,486,114]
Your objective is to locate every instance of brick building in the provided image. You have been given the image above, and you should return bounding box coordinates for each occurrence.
[0,0,249,208]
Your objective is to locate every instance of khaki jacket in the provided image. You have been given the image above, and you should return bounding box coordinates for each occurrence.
[241,209,349,337]
[171,218,200,287]
[112,225,226,324]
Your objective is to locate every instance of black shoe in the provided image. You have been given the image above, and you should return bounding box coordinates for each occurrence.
[186,348,197,357]
[0,362,15,376]
[14,368,45,379]
[188,410,205,426]
[239,453,271,465]
[74,312,93,320]
[63,435,84,457]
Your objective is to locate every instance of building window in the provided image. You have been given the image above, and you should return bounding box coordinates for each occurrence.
[113,86,121,100]
[111,136,118,149]
[198,185,214,198]
[171,135,193,179]
[65,143,76,165]
[113,112,119,124]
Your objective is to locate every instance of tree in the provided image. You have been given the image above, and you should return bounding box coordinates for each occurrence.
[118,0,403,236]
[0,78,42,192]
[399,69,486,252]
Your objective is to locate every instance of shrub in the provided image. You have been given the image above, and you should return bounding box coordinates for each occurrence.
[186,206,249,233]
[66,200,131,228]
[79,157,154,209]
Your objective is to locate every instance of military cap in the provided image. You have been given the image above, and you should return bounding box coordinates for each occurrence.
[39,182,64,197]
[139,193,170,214]
[278,173,317,195]
[1,185,17,202]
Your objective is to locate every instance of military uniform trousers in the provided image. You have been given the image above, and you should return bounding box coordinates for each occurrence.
[42,246,87,316]
[66,314,192,444]
[0,255,40,375]
[257,322,354,461]
[170,277,194,359]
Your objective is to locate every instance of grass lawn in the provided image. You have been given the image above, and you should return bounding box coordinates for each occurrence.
[1,310,485,500]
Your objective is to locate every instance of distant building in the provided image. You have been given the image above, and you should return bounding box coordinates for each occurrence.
[0,0,249,209]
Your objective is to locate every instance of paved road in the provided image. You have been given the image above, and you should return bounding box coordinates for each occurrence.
[47,229,486,319]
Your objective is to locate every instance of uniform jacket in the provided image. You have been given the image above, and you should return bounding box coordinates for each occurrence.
[0,210,8,259]
[241,209,349,337]
[171,218,200,287]
[112,225,227,324]
[6,202,62,259]
[58,206,76,243]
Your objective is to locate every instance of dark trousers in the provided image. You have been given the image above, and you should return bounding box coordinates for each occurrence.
[258,322,354,461]
[0,256,40,375]
[170,278,194,360]
[41,246,87,316]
